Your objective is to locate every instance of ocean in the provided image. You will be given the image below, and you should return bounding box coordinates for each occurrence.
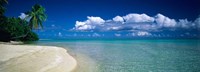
[31,39,200,72]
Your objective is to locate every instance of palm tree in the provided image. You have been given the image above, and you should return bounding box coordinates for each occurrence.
[11,4,47,39]
[0,0,8,16]
[25,4,47,29]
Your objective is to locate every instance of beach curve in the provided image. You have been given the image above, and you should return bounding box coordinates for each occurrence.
[0,44,77,72]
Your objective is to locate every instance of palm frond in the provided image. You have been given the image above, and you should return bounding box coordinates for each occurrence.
[26,4,47,29]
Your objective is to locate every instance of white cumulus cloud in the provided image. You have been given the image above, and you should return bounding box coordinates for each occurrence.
[155,13,177,27]
[123,13,154,23]
[18,13,31,21]
[92,33,101,37]
[87,16,105,25]
[177,19,193,28]
[73,16,105,31]
[114,33,121,37]
[137,31,151,36]
[113,16,124,23]
[72,13,199,33]
[194,16,200,28]
[75,21,95,30]
[19,13,28,19]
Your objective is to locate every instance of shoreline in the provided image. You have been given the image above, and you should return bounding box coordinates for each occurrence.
[0,43,77,72]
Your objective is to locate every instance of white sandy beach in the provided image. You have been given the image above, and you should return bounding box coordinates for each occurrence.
[0,43,77,72]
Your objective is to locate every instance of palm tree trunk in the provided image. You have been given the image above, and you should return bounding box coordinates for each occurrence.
[11,31,30,39]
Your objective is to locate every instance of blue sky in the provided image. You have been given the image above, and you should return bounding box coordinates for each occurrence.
[5,0,200,39]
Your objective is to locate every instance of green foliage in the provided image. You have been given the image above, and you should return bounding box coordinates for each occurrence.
[0,1,46,42]
[26,4,47,29]
[0,0,8,16]
[21,31,39,41]
[5,18,27,38]
[0,17,39,42]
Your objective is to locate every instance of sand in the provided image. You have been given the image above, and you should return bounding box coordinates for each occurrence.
[0,44,77,72]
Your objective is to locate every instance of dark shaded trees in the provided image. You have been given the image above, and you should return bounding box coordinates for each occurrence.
[0,1,41,42]
[0,0,8,16]
[0,17,39,42]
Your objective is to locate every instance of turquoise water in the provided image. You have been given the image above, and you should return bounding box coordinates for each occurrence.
[33,39,200,72]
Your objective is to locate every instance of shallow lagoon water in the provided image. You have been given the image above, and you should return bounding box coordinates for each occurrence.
[33,39,200,72]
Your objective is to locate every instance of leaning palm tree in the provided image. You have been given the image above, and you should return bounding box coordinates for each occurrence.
[25,4,47,29]
[0,0,8,16]
[11,4,47,39]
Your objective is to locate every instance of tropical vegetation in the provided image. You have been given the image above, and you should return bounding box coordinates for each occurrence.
[25,4,47,29]
[0,0,8,16]
[0,0,47,42]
